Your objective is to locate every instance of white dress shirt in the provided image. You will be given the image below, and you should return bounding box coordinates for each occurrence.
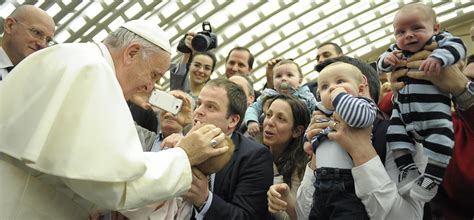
[296,145,426,220]
[0,47,14,81]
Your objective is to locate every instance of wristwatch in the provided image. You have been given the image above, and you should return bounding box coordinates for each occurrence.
[454,80,474,110]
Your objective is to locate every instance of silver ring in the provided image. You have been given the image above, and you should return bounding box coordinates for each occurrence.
[210,139,218,148]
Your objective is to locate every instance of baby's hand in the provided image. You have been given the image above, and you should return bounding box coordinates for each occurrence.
[330,87,347,101]
[419,57,442,76]
[247,122,260,137]
[267,58,282,69]
[384,51,403,67]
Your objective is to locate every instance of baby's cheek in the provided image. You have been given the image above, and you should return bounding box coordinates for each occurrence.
[289,81,300,88]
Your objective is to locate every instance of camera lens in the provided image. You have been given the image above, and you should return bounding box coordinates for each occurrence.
[192,34,211,52]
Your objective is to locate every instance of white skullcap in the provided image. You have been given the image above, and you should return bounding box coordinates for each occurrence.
[121,20,171,54]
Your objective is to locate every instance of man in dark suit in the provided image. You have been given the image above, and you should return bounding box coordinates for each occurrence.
[184,78,274,219]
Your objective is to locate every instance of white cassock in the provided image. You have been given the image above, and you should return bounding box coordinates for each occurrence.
[0,43,192,219]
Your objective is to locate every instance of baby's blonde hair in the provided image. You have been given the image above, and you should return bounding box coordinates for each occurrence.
[273,59,303,79]
[319,62,365,84]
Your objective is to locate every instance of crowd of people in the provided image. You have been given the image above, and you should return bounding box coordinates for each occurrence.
[0,3,473,220]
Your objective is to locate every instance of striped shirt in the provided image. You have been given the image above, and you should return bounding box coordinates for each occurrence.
[333,92,377,128]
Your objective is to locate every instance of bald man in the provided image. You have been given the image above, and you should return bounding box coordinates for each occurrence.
[1,5,55,81]
[229,75,255,107]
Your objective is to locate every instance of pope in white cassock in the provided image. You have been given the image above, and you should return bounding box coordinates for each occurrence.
[0,20,229,219]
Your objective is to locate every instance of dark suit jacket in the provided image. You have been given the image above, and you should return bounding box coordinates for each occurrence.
[204,132,274,220]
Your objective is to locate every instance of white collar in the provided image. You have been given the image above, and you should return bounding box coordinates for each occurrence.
[95,43,115,74]
[0,47,14,69]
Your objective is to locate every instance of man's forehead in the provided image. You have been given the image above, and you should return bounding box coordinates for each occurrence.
[21,16,56,38]
[317,45,336,54]
[200,86,227,101]
[229,50,249,61]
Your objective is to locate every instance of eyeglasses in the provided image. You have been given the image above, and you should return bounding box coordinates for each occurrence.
[12,18,56,47]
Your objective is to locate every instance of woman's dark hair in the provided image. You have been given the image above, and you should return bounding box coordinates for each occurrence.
[266,94,310,187]
[192,51,217,72]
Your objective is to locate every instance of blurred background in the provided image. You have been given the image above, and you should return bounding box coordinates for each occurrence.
[1,0,473,90]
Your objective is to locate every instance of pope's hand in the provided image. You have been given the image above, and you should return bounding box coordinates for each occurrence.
[178,123,228,166]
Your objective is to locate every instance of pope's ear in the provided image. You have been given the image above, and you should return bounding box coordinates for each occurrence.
[123,43,142,64]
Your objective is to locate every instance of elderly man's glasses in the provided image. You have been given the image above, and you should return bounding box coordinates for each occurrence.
[12,18,56,47]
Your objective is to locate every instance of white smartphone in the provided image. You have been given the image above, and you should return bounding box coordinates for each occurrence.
[149,90,183,115]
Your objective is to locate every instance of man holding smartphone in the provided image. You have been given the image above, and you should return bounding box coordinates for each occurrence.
[0,20,229,219]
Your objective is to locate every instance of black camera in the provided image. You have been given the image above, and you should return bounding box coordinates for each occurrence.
[177,21,218,53]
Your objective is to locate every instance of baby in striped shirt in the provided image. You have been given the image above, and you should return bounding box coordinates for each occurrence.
[308,60,377,219]
[377,3,466,202]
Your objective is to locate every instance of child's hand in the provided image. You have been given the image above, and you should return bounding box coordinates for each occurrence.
[384,51,403,67]
[330,87,347,101]
[265,58,283,89]
[419,57,442,76]
[267,58,282,69]
[247,122,260,137]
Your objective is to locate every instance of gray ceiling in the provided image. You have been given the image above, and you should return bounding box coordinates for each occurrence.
[1,0,474,89]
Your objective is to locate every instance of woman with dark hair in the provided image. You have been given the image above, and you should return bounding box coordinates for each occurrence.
[169,32,217,105]
[187,51,217,100]
[263,94,310,220]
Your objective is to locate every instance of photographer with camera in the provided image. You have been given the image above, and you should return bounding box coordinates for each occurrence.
[170,22,218,105]
[170,22,265,105]
[177,22,218,54]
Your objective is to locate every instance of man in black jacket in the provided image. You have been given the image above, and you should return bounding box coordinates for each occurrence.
[185,78,274,219]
